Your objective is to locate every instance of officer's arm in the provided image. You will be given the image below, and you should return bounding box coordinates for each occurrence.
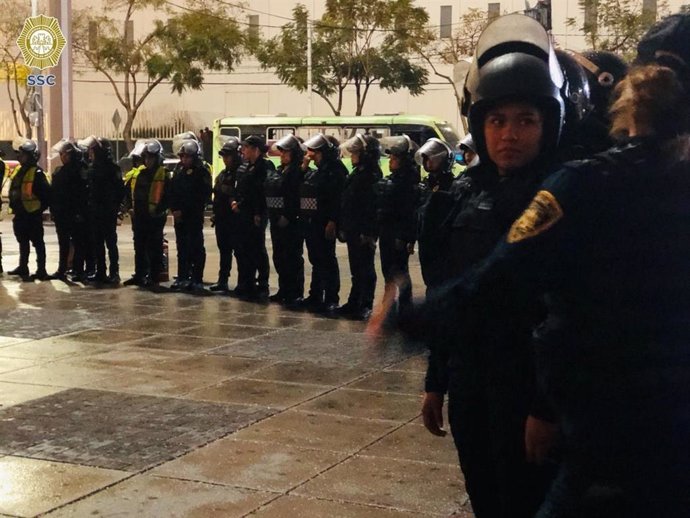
[35,170,51,209]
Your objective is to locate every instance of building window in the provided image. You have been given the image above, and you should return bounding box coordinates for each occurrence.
[488,3,500,20]
[440,5,452,38]
[248,15,259,39]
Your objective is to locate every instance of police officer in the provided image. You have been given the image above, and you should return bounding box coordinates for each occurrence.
[375,135,420,313]
[265,134,305,305]
[299,133,347,313]
[210,137,242,293]
[81,136,124,284]
[49,139,89,281]
[124,140,170,289]
[336,134,382,320]
[419,138,456,194]
[457,134,479,168]
[7,139,50,281]
[233,135,270,301]
[169,139,212,293]
[0,149,7,274]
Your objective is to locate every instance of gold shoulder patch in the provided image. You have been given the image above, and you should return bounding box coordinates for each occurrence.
[507,190,563,243]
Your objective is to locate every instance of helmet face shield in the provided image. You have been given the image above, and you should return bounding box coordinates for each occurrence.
[380,135,418,157]
[141,139,163,166]
[77,135,100,151]
[49,139,77,159]
[173,133,200,157]
[177,139,200,157]
[274,134,301,152]
[14,137,40,162]
[219,136,241,156]
[129,139,147,159]
[304,133,332,152]
[340,134,366,158]
[414,138,453,167]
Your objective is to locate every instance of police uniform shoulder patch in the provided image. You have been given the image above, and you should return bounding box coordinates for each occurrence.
[507,190,563,243]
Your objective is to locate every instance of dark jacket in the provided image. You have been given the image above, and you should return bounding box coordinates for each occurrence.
[50,160,88,221]
[340,162,382,238]
[375,163,420,243]
[212,164,240,222]
[235,158,268,221]
[87,159,124,218]
[265,160,304,223]
[300,157,347,224]
[169,161,212,220]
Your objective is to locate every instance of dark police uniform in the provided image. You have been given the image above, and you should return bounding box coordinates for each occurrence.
[339,161,381,316]
[421,160,556,518]
[300,156,347,309]
[129,164,170,285]
[375,162,420,309]
[50,158,89,278]
[87,157,124,282]
[170,161,212,288]
[211,161,241,290]
[400,139,690,518]
[8,163,50,277]
[234,157,269,298]
[265,158,304,303]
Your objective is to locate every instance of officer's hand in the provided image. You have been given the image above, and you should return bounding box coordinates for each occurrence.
[421,392,447,437]
[172,210,182,222]
[407,243,415,255]
[277,215,289,228]
[231,201,240,214]
[254,215,262,227]
[525,415,559,465]
[324,221,337,241]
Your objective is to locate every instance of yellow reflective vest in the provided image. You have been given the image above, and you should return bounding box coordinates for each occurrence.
[130,165,167,216]
[9,164,41,214]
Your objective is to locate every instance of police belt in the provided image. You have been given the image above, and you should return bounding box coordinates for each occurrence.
[300,197,318,212]
[266,196,284,209]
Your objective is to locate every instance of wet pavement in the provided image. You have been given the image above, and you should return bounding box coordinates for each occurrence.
[0,218,471,517]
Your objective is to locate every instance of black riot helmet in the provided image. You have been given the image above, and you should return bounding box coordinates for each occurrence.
[304,133,339,160]
[462,14,565,163]
[218,136,241,156]
[78,135,113,161]
[414,138,454,172]
[14,138,40,164]
[173,132,202,159]
[556,49,592,127]
[273,134,305,163]
[340,134,381,165]
[177,139,201,159]
[50,138,79,160]
[140,139,164,167]
[381,134,418,159]
[570,50,628,122]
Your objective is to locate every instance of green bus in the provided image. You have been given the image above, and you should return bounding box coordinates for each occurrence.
[211,114,461,174]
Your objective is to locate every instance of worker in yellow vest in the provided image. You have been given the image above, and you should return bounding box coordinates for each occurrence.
[123,139,170,290]
[7,139,51,281]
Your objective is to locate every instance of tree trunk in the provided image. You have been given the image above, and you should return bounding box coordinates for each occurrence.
[123,109,136,152]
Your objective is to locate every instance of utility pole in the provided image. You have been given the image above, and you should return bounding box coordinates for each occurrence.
[48,0,73,149]
[30,0,46,168]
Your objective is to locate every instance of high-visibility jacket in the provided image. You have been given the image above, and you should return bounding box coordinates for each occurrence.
[130,165,167,216]
[9,164,42,214]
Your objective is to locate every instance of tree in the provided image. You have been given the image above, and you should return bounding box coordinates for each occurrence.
[0,0,34,138]
[73,0,247,150]
[415,8,489,113]
[255,0,431,116]
[566,0,669,60]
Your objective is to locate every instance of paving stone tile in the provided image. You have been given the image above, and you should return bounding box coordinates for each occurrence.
[43,474,275,517]
[0,388,273,470]
[154,354,268,378]
[0,357,37,374]
[96,369,224,397]
[213,329,415,367]
[0,336,34,347]
[0,382,65,409]
[296,318,369,333]
[294,455,465,516]
[181,323,277,340]
[348,370,425,395]
[153,438,345,492]
[231,410,398,453]
[297,388,421,422]
[247,361,371,386]
[165,307,250,323]
[0,339,114,361]
[385,353,429,373]
[0,456,128,517]
[359,422,460,466]
[249,495,423,517]
[232,313,306,328]
[0,307,106,339]
[127,333,234,352]
[186,378,329,408]
[64,328,155,344]
[0,363,135,389]
[106,317,200,334]
[76,347,190,370]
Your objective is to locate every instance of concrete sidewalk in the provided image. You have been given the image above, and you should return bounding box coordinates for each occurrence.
[0,219,471,517]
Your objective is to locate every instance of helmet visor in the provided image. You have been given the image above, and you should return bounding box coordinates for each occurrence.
[128,139,147,158]
[414,138,452,166]
[77,135,99,150]
[304,134,331,151]
[339,134,367,158]
[380,135,416,156]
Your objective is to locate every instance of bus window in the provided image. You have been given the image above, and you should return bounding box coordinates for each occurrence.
[301,126,344,141]
[344,127,391,139]
[267,127,296,139]
[220,126,240,137]
[391,125,438,146]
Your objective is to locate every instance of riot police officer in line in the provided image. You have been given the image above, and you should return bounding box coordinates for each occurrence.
[265,134,305,305]
[232,135,270,301]
[457,133,479,168]
[375,135,420,313]
[336,134,382,320]
[419,137,456,195]
[299,133,347,314]
[49,139,89,281]
[124,140,170,289]
[210,137,242,293]
[8,139,50,281]
[81,136,124,284]
[169,139,212,293]
[0,149,5,274]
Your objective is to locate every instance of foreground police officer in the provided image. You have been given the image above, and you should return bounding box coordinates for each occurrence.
[81,136,124,284]
[210,137,242,292]
[372,11,690,518]
[169,139,212,293]
[233,135,270,301]
[375,135,420,313]
[265,134,305,305]
[124,140,170,289]
[299,134,347,313]
[8,139,50,281]
[336,134,382,320]
[49,139,89,281]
